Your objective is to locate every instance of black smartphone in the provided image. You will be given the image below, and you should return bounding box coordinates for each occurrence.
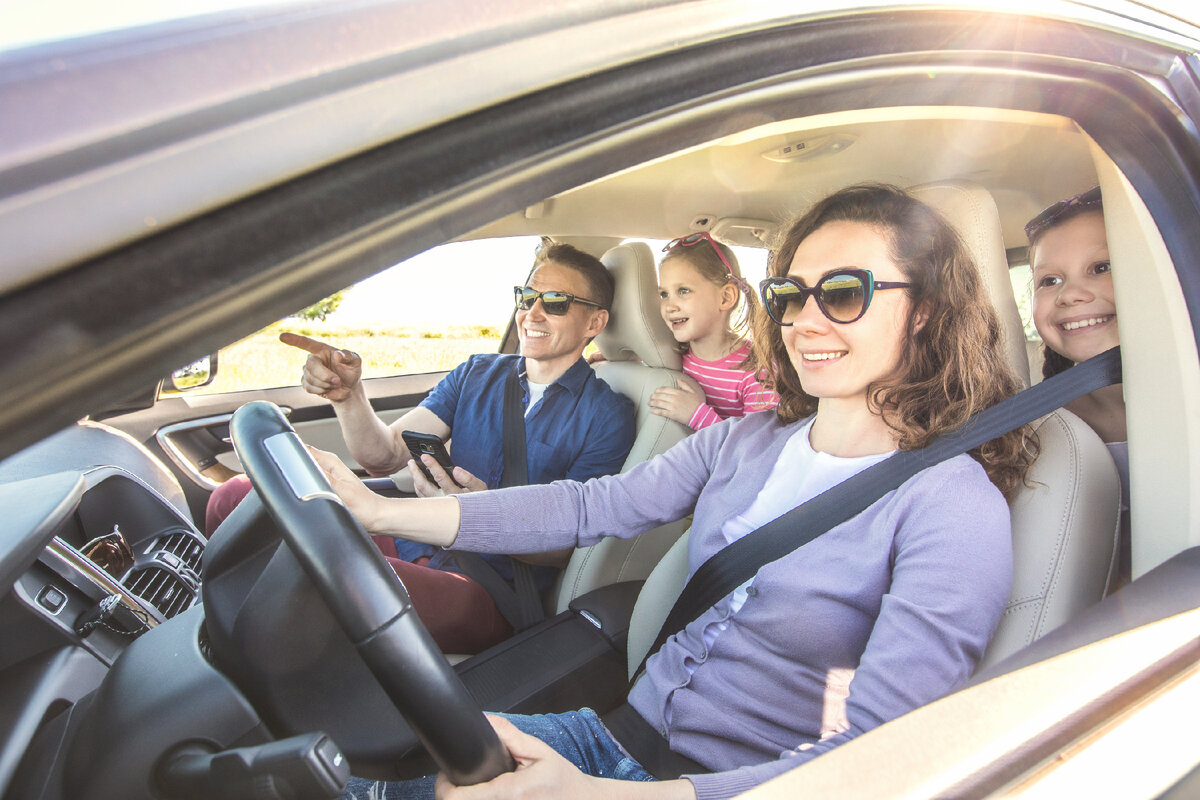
[401,430,462,487]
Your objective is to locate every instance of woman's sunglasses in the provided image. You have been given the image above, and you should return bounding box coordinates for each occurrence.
[514,286,604,316]
[759,268,912,326]
[663,231,736,276]
[1024,186,1102,240]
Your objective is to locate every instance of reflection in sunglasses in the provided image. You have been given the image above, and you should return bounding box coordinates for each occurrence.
[759,269,911,326]
[513,287,604,316]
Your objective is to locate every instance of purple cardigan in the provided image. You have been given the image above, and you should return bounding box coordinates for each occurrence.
[455,411,1012,799]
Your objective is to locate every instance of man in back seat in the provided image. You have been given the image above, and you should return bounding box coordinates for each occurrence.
[208,243,635,653]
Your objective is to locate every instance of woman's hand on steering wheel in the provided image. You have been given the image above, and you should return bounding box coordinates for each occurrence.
[433,716,599,800]
[307,446,388,530]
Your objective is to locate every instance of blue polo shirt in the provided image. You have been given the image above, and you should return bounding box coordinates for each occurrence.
[400,353,635,588]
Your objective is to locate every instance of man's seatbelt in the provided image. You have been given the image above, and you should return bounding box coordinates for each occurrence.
[632,346,1123,682]
[452,363,546,631]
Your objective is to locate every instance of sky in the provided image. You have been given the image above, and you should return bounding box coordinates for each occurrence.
[326,237,544,329]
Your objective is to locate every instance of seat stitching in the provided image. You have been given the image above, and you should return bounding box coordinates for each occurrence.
[1030,412,1081,641]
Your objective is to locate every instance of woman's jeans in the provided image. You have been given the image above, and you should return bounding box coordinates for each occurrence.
[339,708,655,799]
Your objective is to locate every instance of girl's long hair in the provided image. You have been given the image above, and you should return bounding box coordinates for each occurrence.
[750,183,1036,496]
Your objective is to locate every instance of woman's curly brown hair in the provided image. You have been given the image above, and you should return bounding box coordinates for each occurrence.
[750,184,1037,497]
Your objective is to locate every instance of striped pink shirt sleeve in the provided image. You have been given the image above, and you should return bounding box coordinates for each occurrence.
[683,342,778,430]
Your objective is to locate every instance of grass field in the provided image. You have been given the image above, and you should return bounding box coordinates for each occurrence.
[171,321,504,397]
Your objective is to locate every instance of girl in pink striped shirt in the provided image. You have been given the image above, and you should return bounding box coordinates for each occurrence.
[651,232,777,429]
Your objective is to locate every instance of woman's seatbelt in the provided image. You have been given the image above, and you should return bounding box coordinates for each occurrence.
[632,346,1123,682]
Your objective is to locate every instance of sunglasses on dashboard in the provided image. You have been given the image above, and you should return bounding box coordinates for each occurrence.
[759,268,912,325]
[82,528,135,577]
[514,286,605,315]
[1024,186,1103,240]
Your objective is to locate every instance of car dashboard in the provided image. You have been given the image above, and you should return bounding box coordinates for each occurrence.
[7,468,204,663]
[0,421,208,798]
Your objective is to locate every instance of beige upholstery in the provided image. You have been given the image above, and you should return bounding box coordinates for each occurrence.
[550,242,693,612]
[622,182,1121,676]
[978,408,1120,668]
[594,242,681,370]
[909,180,1030,387]
[626,530,690,677]
[914,180,1120,666]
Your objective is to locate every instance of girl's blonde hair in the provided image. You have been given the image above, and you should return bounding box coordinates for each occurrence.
[661,235,764,376]
[660,235,755,337]
[750,183,1037,497]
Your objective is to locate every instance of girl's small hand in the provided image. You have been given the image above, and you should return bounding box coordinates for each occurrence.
[434,716,606,800]
[649,375,705,425]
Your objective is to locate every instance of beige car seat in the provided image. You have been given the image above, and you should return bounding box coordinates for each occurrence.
[910,181,1120,670]
[549,241,694,613]
[626,182,1121,676]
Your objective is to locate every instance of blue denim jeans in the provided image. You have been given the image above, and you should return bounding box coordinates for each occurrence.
[339,708,655,799]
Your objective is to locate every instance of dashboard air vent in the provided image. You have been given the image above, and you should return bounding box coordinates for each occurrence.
[126,567,194,619]
[156,528,204,570]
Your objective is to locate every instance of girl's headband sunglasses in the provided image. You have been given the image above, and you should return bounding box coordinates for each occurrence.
[663,232,736,275]
[664,231,754,295]
[759,269,912,326]
[514,286,604,316]
[1024,186,1102,240]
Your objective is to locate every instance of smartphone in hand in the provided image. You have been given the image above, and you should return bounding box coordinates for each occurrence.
[401,430,463,488]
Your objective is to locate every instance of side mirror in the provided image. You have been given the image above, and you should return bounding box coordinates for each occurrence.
[168,353,219,391]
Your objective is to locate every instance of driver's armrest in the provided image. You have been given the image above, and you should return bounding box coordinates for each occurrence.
[362,476,414,498]
[567,580,643,653]
[450,581,644,716]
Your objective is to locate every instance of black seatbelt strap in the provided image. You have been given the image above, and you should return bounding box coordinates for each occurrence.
[499,365,530,488]
[601,703,706,779]
[633,346,1123,681]
[452,362,546,631]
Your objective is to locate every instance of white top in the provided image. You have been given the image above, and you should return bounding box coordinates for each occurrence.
[525,380,549,417]
[697,417,894,653]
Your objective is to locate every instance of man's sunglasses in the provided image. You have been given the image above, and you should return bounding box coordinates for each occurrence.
[663,231,736,276]
[514,286,604,316]
[759,268,912,326]
[1024,186,1102,240]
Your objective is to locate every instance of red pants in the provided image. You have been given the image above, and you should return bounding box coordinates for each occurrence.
[205,475,512,654]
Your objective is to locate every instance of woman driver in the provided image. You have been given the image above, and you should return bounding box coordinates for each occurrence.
[314,183,1035,800]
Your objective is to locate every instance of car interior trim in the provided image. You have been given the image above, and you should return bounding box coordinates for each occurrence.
[155,413,237,491]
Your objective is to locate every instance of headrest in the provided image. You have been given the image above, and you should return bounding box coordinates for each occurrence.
[909,181,1031,387]
[595,242,682,370]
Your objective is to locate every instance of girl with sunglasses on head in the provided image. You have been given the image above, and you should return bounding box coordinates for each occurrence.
[1026,186,1129,583]
[316,183,1034,800]
[651,232,776,429]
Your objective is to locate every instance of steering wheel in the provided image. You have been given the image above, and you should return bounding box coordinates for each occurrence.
[228,400,513,786]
